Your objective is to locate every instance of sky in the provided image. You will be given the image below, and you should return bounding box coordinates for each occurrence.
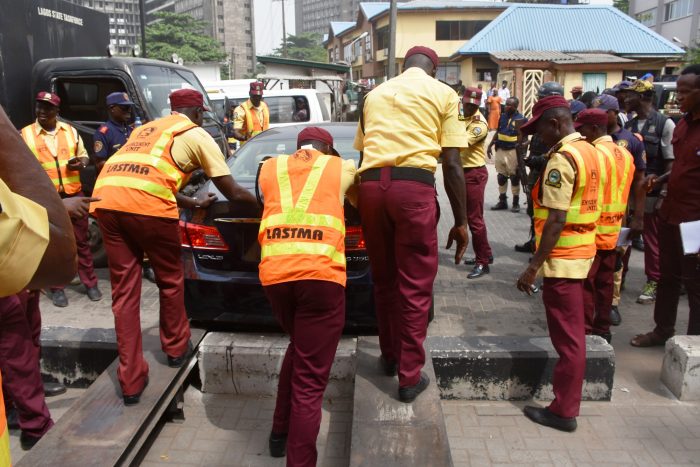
[253,0,615,56]
[255,0,296,56]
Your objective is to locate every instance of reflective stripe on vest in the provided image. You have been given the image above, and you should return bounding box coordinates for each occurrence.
[258,151,346,287]
[0,372,10,467]
[242,100,269,141]
[595,141,633,249]
[533,141,605,259]
[92,114,195,218]
[21,123,81,194]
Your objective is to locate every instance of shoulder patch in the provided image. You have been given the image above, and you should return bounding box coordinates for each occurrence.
[99,126,108,134]
[544,169,562,188]
[471,127,483,137]
[94,140,104,153]
[616,139,629,148]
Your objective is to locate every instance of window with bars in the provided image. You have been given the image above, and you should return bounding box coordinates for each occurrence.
[435,20,490,40]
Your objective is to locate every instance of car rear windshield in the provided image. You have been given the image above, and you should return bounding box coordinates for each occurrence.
[229,133,360,183]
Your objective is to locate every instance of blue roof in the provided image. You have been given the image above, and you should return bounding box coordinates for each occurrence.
[329,21,356,37]
[360,2,389,20]
[457,4,684,56]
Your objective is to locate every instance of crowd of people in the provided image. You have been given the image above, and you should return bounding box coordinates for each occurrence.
[1,43,698,467]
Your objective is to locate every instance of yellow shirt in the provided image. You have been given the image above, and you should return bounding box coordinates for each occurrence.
[32,120,89,161]
[354,67,467,173]
[460,111,488,168]
[170,113,231,178]
[0,178,50,297]
[539,132,594,279]
[233,100,266,131]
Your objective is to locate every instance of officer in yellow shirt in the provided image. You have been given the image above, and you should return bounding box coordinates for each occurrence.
[460,87,493,279]
[0,104,80,454]
[354,45,468,403]
[517,95,605,433]
[232,82,270,144]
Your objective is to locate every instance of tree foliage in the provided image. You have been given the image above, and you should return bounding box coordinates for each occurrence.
[146,12,226,63]
[613,0,629,14]
[273,33,328,63]
[686,46,700,65]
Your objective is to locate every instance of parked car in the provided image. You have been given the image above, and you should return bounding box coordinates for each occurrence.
[180,123,375,332]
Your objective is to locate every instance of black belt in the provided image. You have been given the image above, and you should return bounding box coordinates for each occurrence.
[360,167,435,186]
[463,165,486,172]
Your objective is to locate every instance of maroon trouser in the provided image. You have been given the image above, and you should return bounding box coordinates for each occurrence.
[583,249,617,335]
[358,171,438,388]
[464,166,492,266]
[52,195,98,292]
[543,278,586,419]
[0,292,53,438]
[643,211,661,282]
[96,210,191,396]
[266,280,345,467]
[652,219,700,338]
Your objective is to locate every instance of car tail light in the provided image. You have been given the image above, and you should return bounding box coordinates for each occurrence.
[180,220,229,251]
[345,225,366,251]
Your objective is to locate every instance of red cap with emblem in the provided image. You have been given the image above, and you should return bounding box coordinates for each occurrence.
[519,95,570,136]
[574,108,608,129]
[405,45,439,69]
[297,126,339,156]
[35,91,60,107]
[462,87,482,105]
[249,82,264,96]
[169,89,210,111]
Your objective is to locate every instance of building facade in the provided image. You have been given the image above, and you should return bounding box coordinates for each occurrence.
[629,0,699,50]
[64,0,142,55]
[174,0,256,78]
[145,0,175,23]
[296,0,397,36]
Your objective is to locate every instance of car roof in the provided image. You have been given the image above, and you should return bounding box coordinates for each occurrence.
[249,123,358,141]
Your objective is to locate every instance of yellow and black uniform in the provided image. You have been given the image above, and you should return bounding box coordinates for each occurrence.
[233,100,270,143]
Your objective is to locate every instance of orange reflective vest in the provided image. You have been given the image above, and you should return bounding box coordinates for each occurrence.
[594,138,634,250]
[21,122,81,195]
[241,100,269,143]
[258,149,346,287]
[91,114,196,219]
[0,372,10,467]
[533,139,606,259]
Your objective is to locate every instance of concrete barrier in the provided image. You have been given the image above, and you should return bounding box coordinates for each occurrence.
[198,332,357,398]
[428,335,615,401]
[661,336,700,401]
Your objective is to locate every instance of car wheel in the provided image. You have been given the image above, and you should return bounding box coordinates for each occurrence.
[88,216,108,268]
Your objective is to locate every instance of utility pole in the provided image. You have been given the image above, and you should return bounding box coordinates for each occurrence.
[387,0,397,79]
[273,0,288,57]
[139,0,147,57]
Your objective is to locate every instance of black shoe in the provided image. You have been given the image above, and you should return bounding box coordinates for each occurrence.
[595,332,612,344]
[379,355,397,377]
[464,255,494,266]
[51,290,68,307]
[610,306,621,326]
[523,406,577,432]
[6,407,19,430]
[44,381,67,397]
[511,196,520,213]
[491,200,508,211]
[467,264,490,279]
[398,372,430,403]
[143,266,157,283]
[269,432,288,458]
[167,341,194,368]
[632,237,645,252]
[86,286,102,301]
[123,377,149,406]
[20,432,42,450]
[515,239,535,253]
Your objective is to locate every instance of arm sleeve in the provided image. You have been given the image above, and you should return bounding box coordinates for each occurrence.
[0,179,49,297]
[631,138,646,172]
[541,153,576,211]
[440,92,468,148]
[353,121,364,152]
[170,128,231,178]
[660,119,675,160]
[75,130,89,160]
[93,129,110,159]
[340,158,358,207]
[233,106,246,130]
[466,121,488,147]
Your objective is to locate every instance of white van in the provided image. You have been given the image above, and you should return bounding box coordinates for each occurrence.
[227,88,332,129]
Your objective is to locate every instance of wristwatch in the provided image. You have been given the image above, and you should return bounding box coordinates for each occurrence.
[192,196,201,208]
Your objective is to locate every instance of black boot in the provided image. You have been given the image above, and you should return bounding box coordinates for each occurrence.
[491,194,508,210]
[515,238,535,253]
[511,195,520,213]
